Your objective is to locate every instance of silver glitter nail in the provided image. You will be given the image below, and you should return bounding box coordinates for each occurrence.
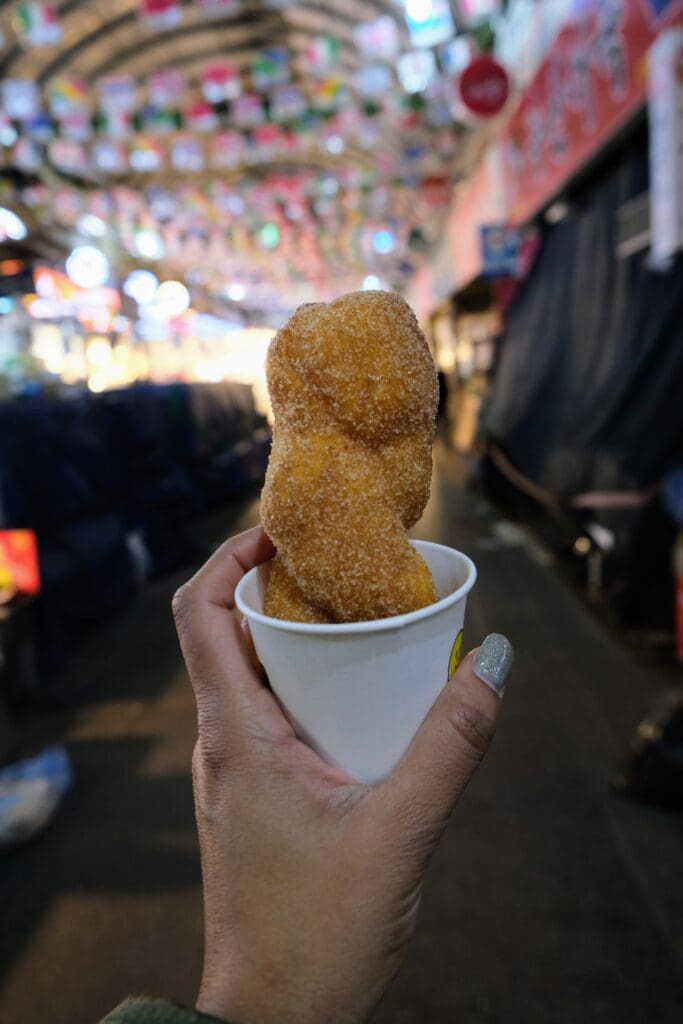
[473,633,514,696]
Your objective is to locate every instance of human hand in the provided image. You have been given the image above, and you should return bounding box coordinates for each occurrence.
[173,527,512,1024]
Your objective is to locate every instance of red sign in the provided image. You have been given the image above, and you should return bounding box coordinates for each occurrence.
[0,531,40,602]
[460,56,510,117]
[499,0,683,225]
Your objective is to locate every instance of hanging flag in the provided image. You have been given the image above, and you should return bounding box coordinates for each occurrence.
[139,0,182,29]
[178,184,212,218]
[129,137,164,172]
[148,69,185,106]
[252,47,289,91]
[24,112,54,141]
[311,77,349,112]
[2,79,40,120]
[210,131,245,168]
[457,0,500,24]
[12,1,61,47]
[251,123,284,159]
[171,135,205,172]
[0,112,17,148]
[302,36,340,76]
[98,107,132,139]
[20,182,49,207]
[354,16,400,60]
[184,100,218,132]
[48,75,90,117]
[54,186,84,224]
[140,105,179,134]
[356,65,392,98]
[201,62,241,103]
[232,93,265,127]
[88,190,115,219]
[197,0,241,18]
[405,0,454,48]
[439,36,472,76]
[98,75,136,112]
[270,84,307,123]
[12,138,41,171]
[291,111,319,148]
[48,139,88,174]
[398,50,438,94]
[91,139,128,173]
[426,91,453,129]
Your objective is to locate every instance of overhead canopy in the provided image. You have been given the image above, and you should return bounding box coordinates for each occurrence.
[0,0,491,314]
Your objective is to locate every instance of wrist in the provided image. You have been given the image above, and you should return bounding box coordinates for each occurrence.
[197,967,365,1024]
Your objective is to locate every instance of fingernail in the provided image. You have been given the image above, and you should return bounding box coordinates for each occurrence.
[473,633,514,696]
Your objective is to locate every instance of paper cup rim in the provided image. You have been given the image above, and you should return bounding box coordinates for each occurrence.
[235,539,477,636]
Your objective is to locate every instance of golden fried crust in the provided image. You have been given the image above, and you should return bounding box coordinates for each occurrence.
[261,290,439,623]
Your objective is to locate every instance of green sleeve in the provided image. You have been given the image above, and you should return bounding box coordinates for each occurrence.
[100,997,227,1024]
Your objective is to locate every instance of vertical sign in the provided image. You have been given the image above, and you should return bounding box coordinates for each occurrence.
[648,27,683,265]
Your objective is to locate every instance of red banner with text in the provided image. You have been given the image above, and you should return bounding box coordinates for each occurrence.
[500,0,683,225]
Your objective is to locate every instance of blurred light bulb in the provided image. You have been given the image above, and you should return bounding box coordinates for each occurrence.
[156,280,190,317]
[66,246,110,288]
[373,229,395,254]
[134,229,164,260]
[363,275,382,290]
[0,207,27,242]
[77,214,107,239]
[226,283,246,302]
[325,134,345,155]
[123,269,159,306]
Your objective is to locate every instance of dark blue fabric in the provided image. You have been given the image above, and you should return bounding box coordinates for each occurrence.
[0,381,269,671]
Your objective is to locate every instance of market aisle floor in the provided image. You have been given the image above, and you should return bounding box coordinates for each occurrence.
[1,443,683,1024]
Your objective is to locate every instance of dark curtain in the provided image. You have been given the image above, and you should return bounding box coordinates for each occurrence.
[484,126,683,630]
[486,131,683,498]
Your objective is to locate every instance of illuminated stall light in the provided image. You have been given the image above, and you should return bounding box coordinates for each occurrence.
[156,279,190,317]
[86,336,113,369]
[0,208,28,242]
[31,323,65,374]
[66,246,110,288]
[123,269,159,306]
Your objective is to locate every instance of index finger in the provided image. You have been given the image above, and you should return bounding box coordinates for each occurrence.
[172,526,275,717]
[190,525,275,610]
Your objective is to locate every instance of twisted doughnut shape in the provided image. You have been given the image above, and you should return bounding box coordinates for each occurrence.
[261,290,439,623]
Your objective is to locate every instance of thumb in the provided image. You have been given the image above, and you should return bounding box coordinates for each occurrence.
[375,634,513,851]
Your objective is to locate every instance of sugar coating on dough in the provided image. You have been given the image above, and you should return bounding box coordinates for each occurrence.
[261,290,439,623]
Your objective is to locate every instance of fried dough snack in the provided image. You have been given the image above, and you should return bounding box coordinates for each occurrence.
[261,290,439,623]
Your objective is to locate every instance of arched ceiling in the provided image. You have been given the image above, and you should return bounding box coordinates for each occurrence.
[0,0,480,314]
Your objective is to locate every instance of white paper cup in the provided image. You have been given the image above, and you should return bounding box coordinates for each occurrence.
[235,540,477,784]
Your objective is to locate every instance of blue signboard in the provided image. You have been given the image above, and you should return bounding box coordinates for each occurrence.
[645,0,677,17]
[480,224,520,279]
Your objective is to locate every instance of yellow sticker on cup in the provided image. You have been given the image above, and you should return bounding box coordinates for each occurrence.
[448,629,464,680]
